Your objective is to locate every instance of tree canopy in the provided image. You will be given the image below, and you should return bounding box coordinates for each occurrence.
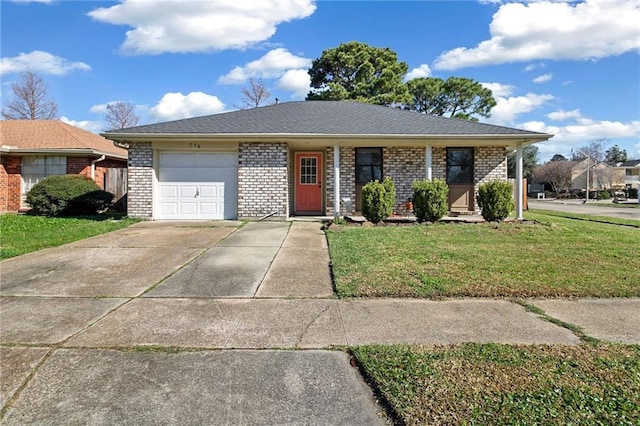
[306,41,409,106]
[549,154,568,162]
[406,76,496,121]
[1,70,58,120]
[105,101,139,130]
[507,145,539,179]
[604,145,628,165]
[237,78,271,109]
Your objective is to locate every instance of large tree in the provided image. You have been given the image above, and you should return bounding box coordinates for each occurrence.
[306,41,409,105]
[549,153,568,162]
[507,145,539,179]
[534,160,576,194]
[1,70,58,120]
[236,78,271,109]
[406,76,496,121]
[604,144,628,165]
[104,101,139,129]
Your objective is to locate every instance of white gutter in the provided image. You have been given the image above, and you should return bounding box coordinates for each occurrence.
[0,147,127,160]
[102,132,553,142]
[91,155,106,181]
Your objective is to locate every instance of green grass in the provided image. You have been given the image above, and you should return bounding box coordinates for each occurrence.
[327,212,639,298]
[0,214,140,259]
[351,343,640,425]
[529,209,640,227]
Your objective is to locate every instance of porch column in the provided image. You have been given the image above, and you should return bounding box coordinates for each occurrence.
[425,144,433,180]
[515,144,524,220]
[334,143,340,217]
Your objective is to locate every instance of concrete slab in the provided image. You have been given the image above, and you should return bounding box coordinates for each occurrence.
[67,299,346,349]
[218,222,289,247]
[2,349,384,425]
[282,221,328,249]
[146,246,280,298]
[0,297,126,344]
[338,299,581,345]
[256,247,334,298]
[532,298,640,344]
[68,225,235,248]
[0,347,49,408]
[0,247,202,297]
[132,220,242,228]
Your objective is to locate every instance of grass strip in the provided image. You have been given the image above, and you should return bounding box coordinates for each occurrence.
[351,343,640,425]
[529,209,640,227]
[0,214,141,259]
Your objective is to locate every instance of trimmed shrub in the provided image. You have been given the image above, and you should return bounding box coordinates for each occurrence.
[361,177,396,223]
[597,190,611,200]
[629,188,638,199]
[26,175,113,216]
[477,181,514,221]
[412,179,448,223]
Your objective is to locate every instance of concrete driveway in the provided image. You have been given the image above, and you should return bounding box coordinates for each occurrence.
[1,219,638,423]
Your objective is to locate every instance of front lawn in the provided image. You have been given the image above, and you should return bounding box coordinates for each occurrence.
[0,214,140,259]
[351,343,640,425]
[327,212,639,298]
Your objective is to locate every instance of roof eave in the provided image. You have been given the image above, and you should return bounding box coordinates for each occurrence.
[0,147,127,160]
[102,132,553,143]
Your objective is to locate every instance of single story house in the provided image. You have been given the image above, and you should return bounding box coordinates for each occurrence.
[571,159,626,192]
[1,120,128,212]
[102,101,552,221]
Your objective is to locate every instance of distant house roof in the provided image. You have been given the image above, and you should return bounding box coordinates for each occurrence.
[619,159,640,167]
[0,120,127,158]
[104,101,551,142]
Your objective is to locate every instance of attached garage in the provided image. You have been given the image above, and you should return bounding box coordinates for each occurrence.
[157,152,238,220]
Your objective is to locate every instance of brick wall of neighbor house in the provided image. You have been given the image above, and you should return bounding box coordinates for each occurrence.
[325,147,356,215]
[474,146,508,210]
[127,142,153,218]
[66,157,125,189]
[0,156,22,212]
[238,142,289,219]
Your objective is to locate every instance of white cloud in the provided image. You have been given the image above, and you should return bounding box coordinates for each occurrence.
[88,0,316,55]
[218,48,311,84]
[481,82,515,97]
[488,92,554,124]
[90,103,109,114]
[547,109,582,121]
[60,116,103,133]
[634,142,640,158]
[277,69,310,99]
[149,92,226,122]
[521,118,640,158]
[523,63,545,72]
[533,73,553,83]
[404,64,432,81]
[435,0,640,70]
[0,50,91,76]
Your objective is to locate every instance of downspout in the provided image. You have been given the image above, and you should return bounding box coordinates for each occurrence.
[91,155,106,181]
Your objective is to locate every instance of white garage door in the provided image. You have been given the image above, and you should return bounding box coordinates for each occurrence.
[158,152,238,220]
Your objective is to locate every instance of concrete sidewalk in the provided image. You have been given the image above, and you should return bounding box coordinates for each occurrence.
[2,219,639,424]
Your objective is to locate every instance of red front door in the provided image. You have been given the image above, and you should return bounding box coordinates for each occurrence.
[295,152,323,213]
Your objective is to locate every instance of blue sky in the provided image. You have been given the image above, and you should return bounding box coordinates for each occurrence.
[2,0,639,161]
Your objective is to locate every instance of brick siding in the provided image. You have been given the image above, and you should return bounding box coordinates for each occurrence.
[238,142,289,219]
[0,156,21,212]
[127,142,154,218]
[384,147,426,215]
[474,146,508,211]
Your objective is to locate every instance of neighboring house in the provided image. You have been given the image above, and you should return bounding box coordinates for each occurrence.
[571,159,625,191]
[0,120,128,212]
[102,101,552,221]
[617,159,640,190]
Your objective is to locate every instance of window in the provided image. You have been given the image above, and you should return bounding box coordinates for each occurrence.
[446,148,474,184]
[355,148,383,184]
[299,156,318,184]
[21,156,67,205]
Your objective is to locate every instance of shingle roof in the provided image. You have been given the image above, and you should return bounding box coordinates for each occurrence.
[1,120,127,158]
[106,101,549,137]
[619,159,640,167]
